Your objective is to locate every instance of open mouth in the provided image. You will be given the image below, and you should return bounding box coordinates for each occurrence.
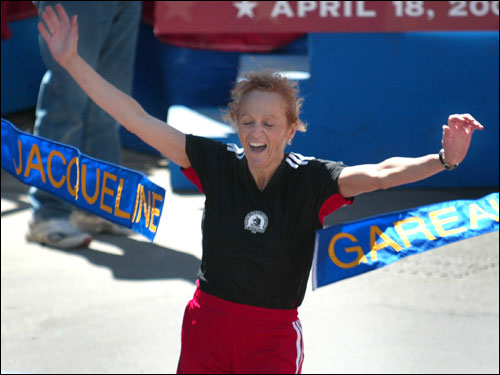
[249,142,267,153]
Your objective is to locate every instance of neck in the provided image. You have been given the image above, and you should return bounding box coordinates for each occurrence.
[248,159,282,191]
[250,170,271,191]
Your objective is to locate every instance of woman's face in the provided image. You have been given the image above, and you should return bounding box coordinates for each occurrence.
[237,90,297,173]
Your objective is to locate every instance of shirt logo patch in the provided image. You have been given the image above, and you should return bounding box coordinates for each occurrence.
[244,211,268,234]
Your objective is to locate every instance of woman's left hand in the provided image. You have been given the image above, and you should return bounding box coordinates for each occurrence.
[441,114,484,166]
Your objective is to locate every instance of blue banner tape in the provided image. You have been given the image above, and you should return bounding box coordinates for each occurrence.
[1,118,165,242]
[312,192,499,289]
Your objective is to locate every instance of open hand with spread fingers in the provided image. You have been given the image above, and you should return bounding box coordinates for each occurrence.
[37,3,79,68]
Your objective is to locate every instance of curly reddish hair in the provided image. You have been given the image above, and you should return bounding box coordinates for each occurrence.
[224,71,307,132]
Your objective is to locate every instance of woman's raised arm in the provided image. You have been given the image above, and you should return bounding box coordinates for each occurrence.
[38,3,191,168]
[338,114,484,197]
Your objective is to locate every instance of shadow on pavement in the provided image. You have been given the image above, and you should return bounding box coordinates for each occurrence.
[1,170,31,218]
[50,234,200,283]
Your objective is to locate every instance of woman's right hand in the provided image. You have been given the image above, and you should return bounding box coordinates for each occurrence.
[38,3,79,68]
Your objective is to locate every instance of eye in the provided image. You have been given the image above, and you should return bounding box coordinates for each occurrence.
[264,122,274,128]
[241,120,253,126]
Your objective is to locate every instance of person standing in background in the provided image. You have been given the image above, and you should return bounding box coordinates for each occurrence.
[27,1,142,249]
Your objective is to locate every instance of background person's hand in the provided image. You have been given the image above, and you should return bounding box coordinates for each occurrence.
[441,114,484,166]
[38,3,78,68]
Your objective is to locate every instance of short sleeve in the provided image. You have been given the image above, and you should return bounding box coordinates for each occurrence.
[184,134,226,194]
[314,159,354,224]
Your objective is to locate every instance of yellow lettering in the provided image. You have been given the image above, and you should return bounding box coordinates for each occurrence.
[115,178,131,220]
[143,189,151,227]
[134,185,151,227]
[394,216,436,248]
[489,199,499,214]
[100,171,116,214]
[81,165,100,205]
[328,232,367,269]
[131,183,142,223]
[66,157,79,198]
[24,144,46,183]
[469,203,499,229]
[369,225,402,261]
[14,139,22,175]
[134,185,144,223]
[148,192,163,232]
[47,150,66,188]
[429,207,466,237]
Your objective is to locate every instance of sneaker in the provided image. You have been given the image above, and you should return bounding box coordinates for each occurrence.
[26,218,93,249]
[71,210,133,236]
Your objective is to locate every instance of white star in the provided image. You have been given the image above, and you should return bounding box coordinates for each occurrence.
[233,1,258,18]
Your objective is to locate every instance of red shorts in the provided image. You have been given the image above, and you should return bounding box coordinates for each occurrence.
[177,286,304,374]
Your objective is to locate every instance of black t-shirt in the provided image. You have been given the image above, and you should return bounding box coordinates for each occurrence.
[184,135,352,309]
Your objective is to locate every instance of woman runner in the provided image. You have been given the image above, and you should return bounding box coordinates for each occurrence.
[38,4,484,373]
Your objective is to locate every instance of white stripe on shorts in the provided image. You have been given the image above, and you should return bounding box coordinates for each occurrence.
[292,320,304,374]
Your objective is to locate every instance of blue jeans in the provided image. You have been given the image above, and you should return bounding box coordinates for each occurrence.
[29,1,141,220]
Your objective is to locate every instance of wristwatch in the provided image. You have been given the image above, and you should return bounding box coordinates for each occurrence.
[439,149,459,170]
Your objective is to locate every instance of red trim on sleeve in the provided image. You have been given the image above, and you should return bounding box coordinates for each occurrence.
[318,194,353,225]
[181,167,204,194]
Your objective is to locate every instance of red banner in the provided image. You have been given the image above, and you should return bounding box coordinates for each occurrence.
[154,1,499,34]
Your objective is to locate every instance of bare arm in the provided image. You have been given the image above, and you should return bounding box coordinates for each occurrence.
[338,114,484,197]
[38,4,190,168]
